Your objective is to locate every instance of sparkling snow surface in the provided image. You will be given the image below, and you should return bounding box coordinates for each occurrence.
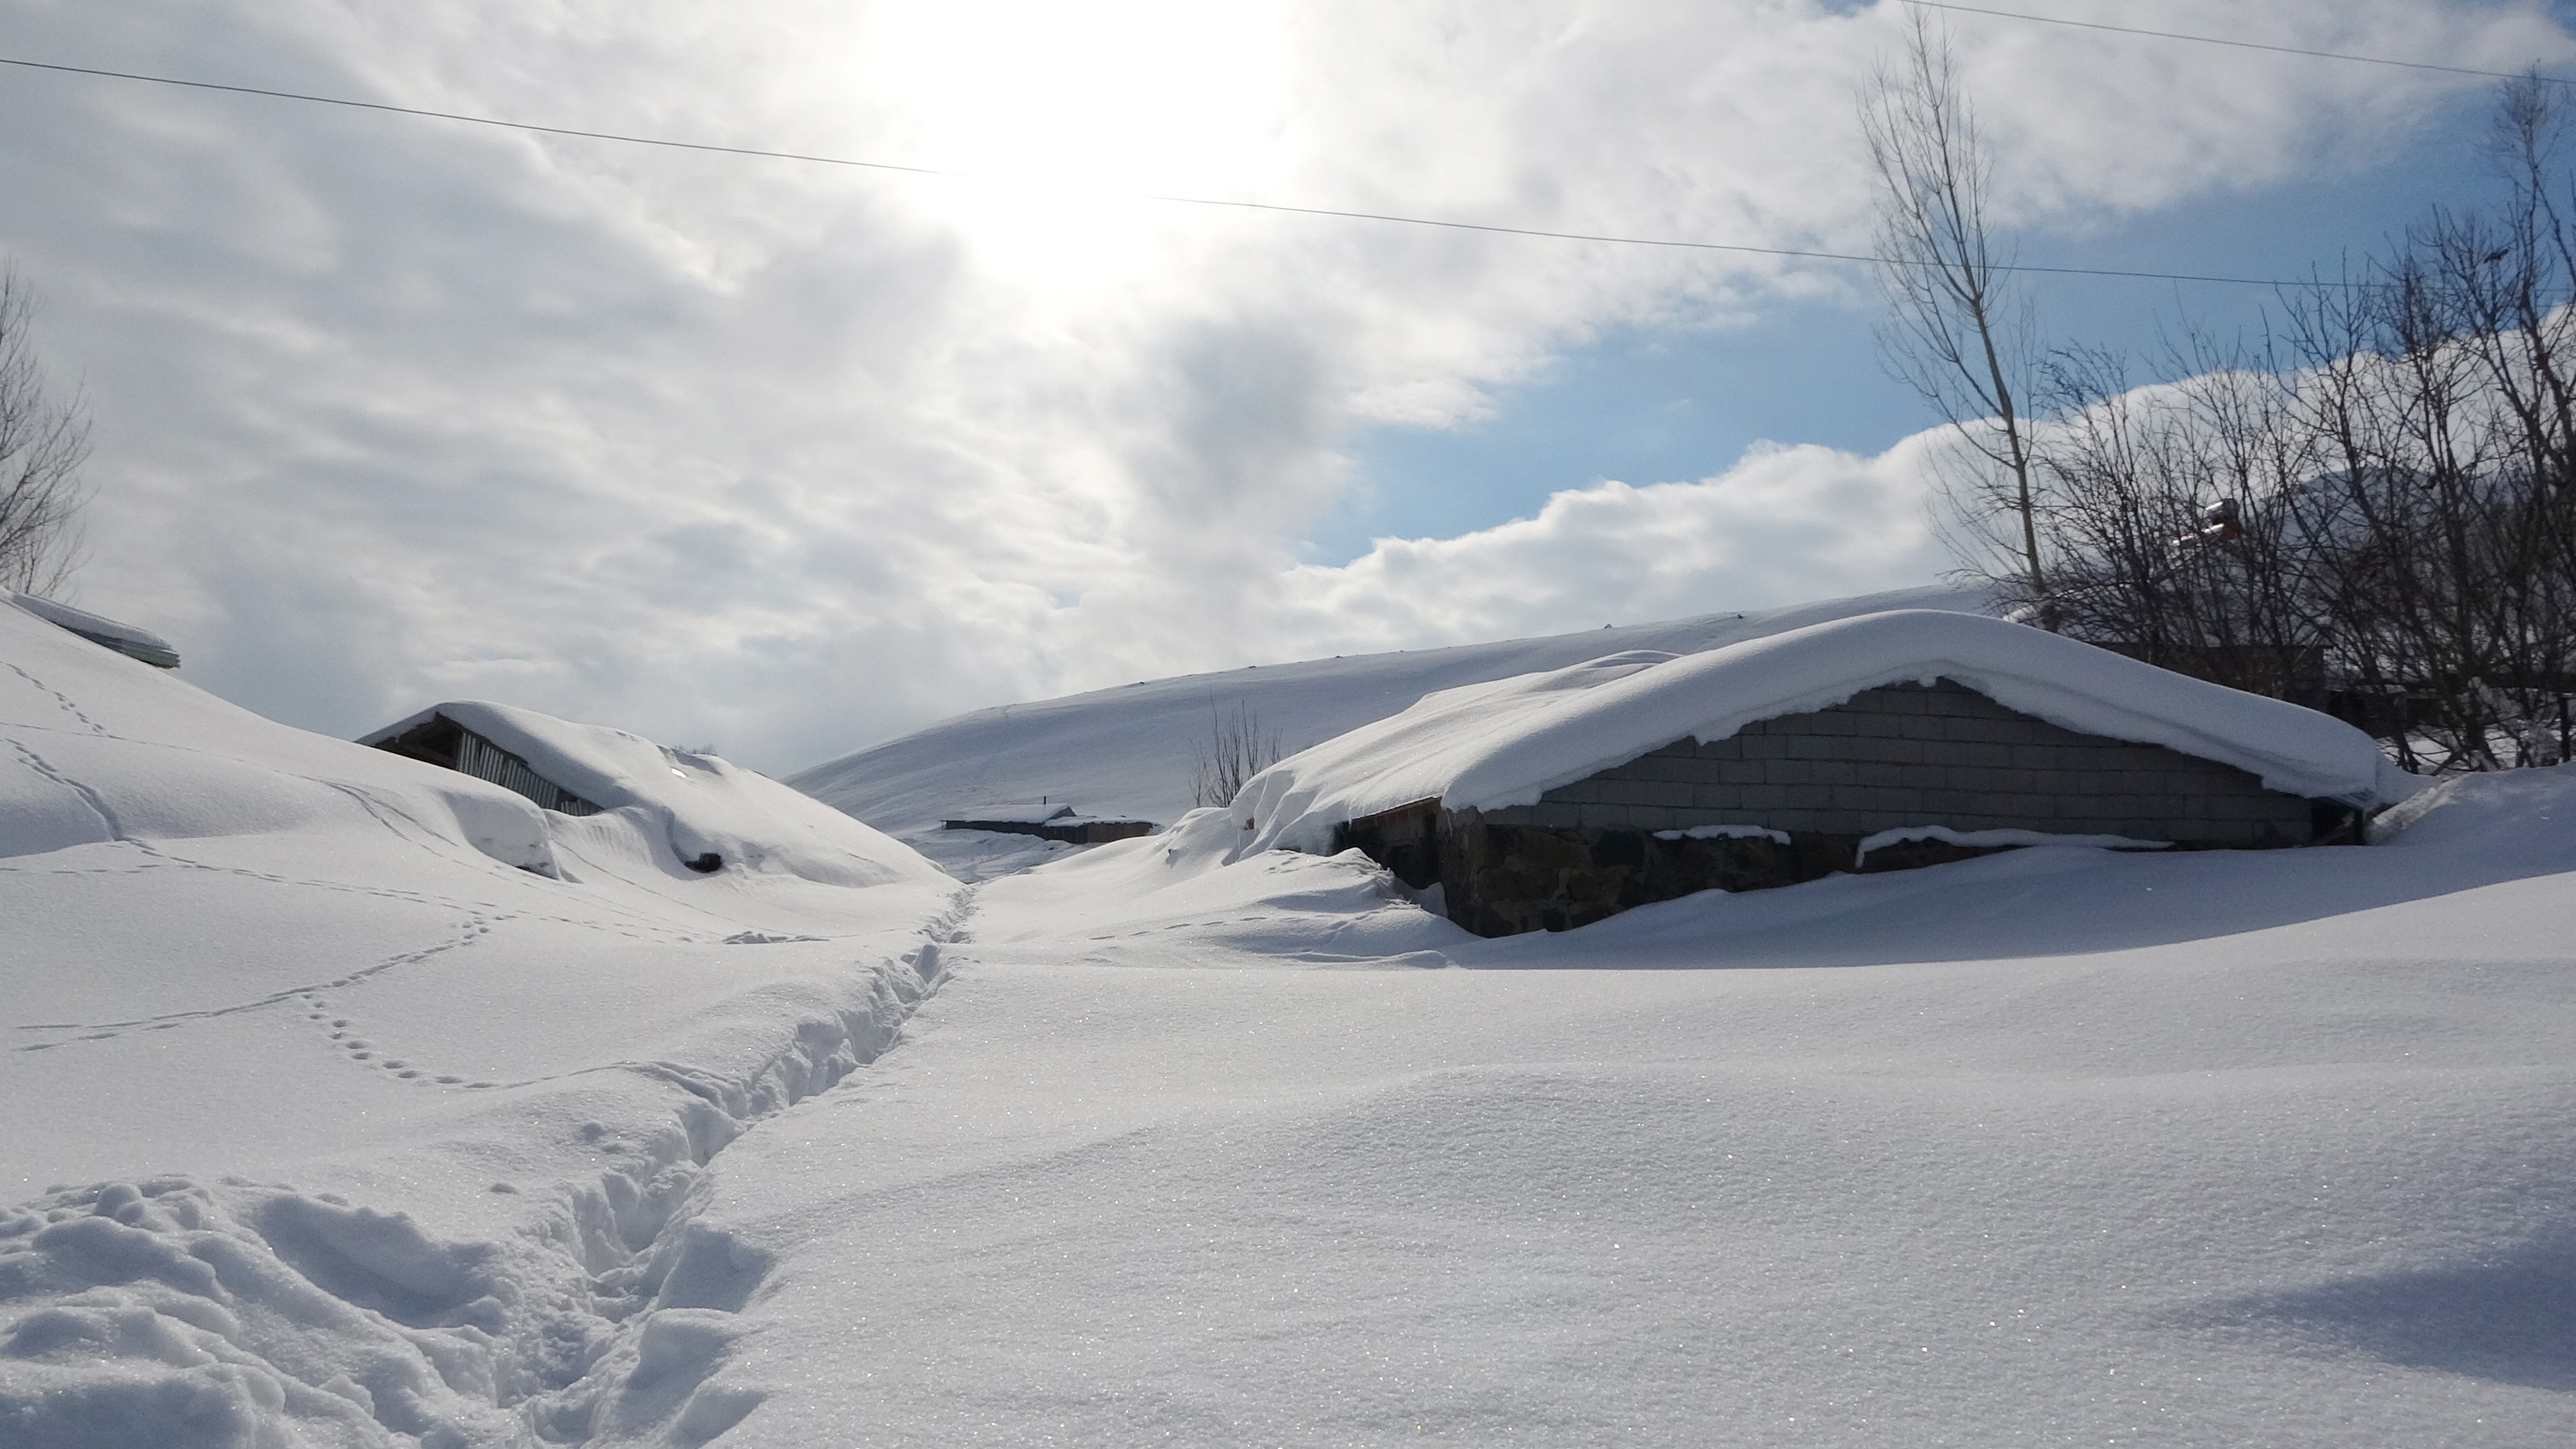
[7,595,2576,1447]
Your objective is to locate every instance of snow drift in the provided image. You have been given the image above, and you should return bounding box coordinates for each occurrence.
[360,701,940,891]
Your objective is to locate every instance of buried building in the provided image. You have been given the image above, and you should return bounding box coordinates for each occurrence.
[1226,610,2424,938]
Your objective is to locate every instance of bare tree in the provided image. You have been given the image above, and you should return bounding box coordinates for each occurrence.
[0,267,89,596]
[1860,13,2049,619]
[1189,700,1283,809]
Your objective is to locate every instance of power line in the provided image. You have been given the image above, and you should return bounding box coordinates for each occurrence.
[1904,0,2572,86]
[0,52,2339,287]
[0,52,2334,288]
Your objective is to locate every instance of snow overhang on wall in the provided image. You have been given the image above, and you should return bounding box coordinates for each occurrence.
[1231,609,2424,859]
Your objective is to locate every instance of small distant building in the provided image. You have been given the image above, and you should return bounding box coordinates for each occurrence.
[361,708,601,818]
[943,802,1155,845]
[9,592,180,668]
[1230,610,2422,938]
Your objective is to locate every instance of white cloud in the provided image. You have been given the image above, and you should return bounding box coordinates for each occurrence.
[0,0,2560,768]
[1266,434,1955,653]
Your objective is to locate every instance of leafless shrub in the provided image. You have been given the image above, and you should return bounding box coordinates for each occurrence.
[1189,700,1283,809]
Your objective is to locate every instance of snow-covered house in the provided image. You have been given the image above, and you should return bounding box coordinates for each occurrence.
[363,706,603,819]
[1227,610,2422,937]
[942,801,1157,845]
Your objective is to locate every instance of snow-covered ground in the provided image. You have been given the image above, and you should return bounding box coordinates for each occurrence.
[0,599,955,1445]
[7,592,2576,1446]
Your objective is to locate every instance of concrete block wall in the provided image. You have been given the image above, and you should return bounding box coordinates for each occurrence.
[1479,679,2316,847]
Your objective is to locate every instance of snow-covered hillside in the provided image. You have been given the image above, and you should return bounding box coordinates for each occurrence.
[0,598,955,1445]
[789,584,1988,839]
[7,590,2576,1448]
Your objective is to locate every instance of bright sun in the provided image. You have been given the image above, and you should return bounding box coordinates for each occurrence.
[858,0,1292,281]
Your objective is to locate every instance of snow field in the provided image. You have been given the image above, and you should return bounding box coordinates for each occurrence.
[9,586,2576,1446]
[606,767,2576,1446]
[0,598,961,1446]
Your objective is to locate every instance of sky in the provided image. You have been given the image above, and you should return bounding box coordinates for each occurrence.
[0,1,2569,771]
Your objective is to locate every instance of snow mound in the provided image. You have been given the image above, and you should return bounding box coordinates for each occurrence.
[1232,609,2419,857]
[1,602,559,874]
[363,701,944,891]
[2369,760,2576,864]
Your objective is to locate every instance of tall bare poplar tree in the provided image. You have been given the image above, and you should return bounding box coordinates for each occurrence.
[1860,14,2047,619]
[0,267,89,597]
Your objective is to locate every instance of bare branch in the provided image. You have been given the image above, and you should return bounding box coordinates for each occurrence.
[0,266,89,596]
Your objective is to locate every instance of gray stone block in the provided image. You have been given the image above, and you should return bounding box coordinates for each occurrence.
[1768,759,1818,786]
[1531,802,1583,829]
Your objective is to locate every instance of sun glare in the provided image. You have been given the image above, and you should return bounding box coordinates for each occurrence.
[859,0,1291,280]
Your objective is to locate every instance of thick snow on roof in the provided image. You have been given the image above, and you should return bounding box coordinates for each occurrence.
[1234,609,2419,856]
[791,584,1990,837]
[364,700,943,890]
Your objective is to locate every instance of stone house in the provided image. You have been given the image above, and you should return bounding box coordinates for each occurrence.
[1230,610,2421,938]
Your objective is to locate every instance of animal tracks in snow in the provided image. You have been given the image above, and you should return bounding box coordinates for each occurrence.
[0,890,969,1446]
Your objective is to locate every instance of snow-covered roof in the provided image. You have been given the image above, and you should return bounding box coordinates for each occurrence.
[941,801,1079,825]
[8,591,180,668]
[1232,609,2420,857]
[362,700,942,889]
